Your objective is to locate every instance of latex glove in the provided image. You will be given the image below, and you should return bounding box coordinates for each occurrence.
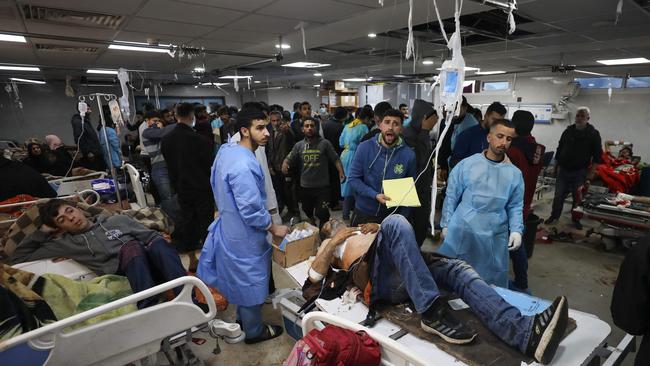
[508,232,522,251]
[441,228,448,239]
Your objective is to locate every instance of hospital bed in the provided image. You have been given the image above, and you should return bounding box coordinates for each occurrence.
[276,259,631,366]
[0,276,217,366]
[573,188,650,250]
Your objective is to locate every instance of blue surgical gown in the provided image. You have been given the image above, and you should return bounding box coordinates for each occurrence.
[197,142,272,306]
[438,152,524,287]
[339,120,369,197]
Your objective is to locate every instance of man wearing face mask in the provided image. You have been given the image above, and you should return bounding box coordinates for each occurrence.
[545,107,602,229]
[348,109,417,225]
[161,103,214,269]
[438,119,524,287]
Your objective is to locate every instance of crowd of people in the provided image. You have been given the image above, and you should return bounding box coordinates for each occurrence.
[8,96,625,365]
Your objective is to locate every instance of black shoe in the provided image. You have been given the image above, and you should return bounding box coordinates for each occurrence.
[573,220,583,230]
[244,324,284,344]
[544,217,558,225]
[421,300,477,344]
[525,296,569,364]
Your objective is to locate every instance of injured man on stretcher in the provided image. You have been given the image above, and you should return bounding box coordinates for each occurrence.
[9,199,188,309]
[302,214,568,365]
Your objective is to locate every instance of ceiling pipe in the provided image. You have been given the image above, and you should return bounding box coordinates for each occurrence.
[0,31,277,59]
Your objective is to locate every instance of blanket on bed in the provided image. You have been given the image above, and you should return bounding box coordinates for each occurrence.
[596,152,640,193]
[0,264,135,340]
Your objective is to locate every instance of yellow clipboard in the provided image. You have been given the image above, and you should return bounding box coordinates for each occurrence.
[382,177,421,208]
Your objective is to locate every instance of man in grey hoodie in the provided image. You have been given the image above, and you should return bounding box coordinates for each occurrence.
[402,99,439,246]
[10,199,187,308]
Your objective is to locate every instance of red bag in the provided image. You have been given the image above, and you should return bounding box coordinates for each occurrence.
[301,325,381,366]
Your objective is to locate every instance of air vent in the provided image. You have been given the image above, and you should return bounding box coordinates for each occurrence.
[35,43,99,53]
[22,4,124,29]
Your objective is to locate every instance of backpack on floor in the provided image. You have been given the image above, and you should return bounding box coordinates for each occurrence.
[284,324,381,366]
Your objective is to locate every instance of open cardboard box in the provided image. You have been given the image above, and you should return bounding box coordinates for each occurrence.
[272,222,319,268]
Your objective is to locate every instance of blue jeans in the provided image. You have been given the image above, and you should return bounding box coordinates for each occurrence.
[372,215,534,352]
[118,237,187,309]
[151,162,176,219]
[237,304,263,338]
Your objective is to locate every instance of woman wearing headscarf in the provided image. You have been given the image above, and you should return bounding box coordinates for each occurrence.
[22,142,49,174]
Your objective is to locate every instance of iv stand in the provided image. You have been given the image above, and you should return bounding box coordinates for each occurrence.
[79,93,124,209]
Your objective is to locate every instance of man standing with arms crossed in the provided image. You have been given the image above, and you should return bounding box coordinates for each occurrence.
[198,107,289,344]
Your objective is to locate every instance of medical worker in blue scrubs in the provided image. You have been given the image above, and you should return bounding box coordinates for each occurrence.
[198,107,289,344]
[438,119,524,287]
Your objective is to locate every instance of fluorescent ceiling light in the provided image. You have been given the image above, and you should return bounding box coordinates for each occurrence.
[574,70,608,77]
[193,66,206,72]
[0,65,40,71]
[393,74,408,78]
[0,34,26,43]
[368,33,377,38]
[313,84,320,87]
[108,44,169,53]
[218,75,252,79]
[475,70,506,75]
[422,60,434,65]
[200,82,229,86]
[275,44,291,49]
[254,80,262,84]
[597,57,650,65]
[9,77,45,84]
[87,69,118,75]
[282,62,331,68]
[313,73,322,77]
[342,78,367,82]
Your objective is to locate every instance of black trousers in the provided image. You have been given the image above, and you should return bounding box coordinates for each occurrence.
[270,172,285,213]
[299,186,331,227]
[172,193,214,253]
[410,191,431,247]
[328,162,342,207]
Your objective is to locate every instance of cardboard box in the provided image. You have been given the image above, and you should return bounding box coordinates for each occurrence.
[272,222,319,268]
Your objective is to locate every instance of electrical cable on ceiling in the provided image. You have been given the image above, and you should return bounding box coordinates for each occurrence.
[405,0,415,60]
[295,22,307,56]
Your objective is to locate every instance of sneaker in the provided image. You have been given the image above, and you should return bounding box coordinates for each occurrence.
[525,296,569,364]
[421,300,477,344]
[573,220,583,230]
[544,217,558,225]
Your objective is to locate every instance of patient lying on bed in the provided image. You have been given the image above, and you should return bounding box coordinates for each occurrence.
[302,215,568,365]
[9,199,187,309]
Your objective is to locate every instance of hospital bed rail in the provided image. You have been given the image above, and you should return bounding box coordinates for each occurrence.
[302,311,431,366]
[0,189,100,226]
[0,275,216,366]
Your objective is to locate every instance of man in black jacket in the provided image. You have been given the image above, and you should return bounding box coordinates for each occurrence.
[70,106,105,171]
[322,107,347,208]
[611,236,649,366]
[161,103,214,269]
[546,107,601,229]
[402,99,439,246]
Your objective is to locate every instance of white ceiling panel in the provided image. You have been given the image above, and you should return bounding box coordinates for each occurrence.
[333,0,408,8]
[227,14,315,34]
[173,0,276,12]
[34,53,100,67]
[24,22,118,40]
[136,0,245,26]
[256,0,369,23]
[584,25,650,42]
[518,0,612,23]
[201,28,277,43]
[19,0,147,15]
[124,17,214,38]
[0,45,38,64]
[113,31,194,44]
[519,34,594,48]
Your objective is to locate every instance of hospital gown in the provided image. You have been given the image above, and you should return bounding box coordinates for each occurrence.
[438,153,524,287]
[197,142,272,306]
[339,120,369,197]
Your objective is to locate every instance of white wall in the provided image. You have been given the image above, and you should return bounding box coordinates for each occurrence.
[463,75,650,160]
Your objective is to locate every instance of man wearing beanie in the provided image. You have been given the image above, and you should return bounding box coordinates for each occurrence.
[403,99,439,246]
[507,110,547,294]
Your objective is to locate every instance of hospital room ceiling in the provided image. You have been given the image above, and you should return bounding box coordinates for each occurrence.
[0,0,649,87]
